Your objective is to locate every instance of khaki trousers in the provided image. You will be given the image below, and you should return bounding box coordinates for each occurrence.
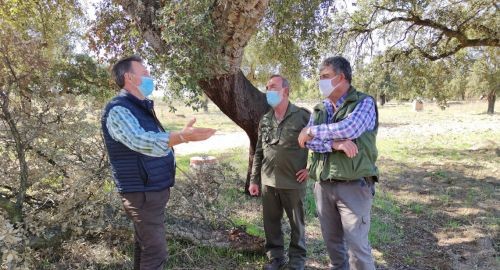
[314,179,375,270]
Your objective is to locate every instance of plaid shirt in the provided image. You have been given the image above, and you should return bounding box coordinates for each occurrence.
[106,105,171,157]
[305,93,376,153]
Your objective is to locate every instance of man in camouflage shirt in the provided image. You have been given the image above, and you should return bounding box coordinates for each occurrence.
[249,75,310,270]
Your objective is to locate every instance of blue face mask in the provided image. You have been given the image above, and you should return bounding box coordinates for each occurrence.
[138,76,155,97]
[266,90,282,108]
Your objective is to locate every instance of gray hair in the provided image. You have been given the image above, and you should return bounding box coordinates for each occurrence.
[112,55,143,88]
[269,74,290,89]
[320,56,352,84]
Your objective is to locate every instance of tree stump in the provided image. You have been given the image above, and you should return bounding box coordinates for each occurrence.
[189,156,218,169]
[413,100,423,111]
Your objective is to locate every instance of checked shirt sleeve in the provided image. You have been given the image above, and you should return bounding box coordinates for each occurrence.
[304,107,334,153]
[106,106,171,157]
[309,97,376,141]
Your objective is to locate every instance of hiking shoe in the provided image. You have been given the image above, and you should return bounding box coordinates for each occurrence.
[263,257,287,270]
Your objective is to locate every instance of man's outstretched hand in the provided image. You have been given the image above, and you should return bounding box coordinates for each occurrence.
[181,117,216,142]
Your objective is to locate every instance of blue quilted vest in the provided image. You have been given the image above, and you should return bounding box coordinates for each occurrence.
[101,91,175,193]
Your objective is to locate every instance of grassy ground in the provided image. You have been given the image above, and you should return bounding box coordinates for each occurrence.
[89,101,498,269]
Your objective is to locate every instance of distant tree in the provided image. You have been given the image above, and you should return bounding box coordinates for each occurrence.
[332,0,499,60]
[444,51,473,101]
[289,78,322,102]
[330,0,499,110]
[355,57,397,105]
[467,48,499,114]
[426,60,453,109]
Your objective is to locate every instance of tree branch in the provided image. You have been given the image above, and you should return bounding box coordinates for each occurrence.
[347,4,499,61]
[113,0,169,54]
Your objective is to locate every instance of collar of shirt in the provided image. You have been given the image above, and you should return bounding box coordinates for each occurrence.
[321,92,348,123]
[271,101,301,125]
[120,89,154,110]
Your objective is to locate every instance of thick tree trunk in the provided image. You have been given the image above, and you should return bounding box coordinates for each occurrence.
[0,91,28,222]
[379,93,386,106]
[201,93,209,113]
[487,90,496,114]
[199,70,269,192]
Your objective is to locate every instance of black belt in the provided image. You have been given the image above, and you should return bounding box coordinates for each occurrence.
[321,178,350,183]
[322,177,375,184]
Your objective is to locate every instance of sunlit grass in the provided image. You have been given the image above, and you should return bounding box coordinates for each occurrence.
[154,101,241,133]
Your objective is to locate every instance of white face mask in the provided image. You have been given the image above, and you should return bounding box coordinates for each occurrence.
[319,75,340,98]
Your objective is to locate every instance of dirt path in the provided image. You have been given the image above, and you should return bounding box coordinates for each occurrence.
[174,131,249,155]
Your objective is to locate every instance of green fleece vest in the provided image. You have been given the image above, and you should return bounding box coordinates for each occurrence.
[309,88,379,181]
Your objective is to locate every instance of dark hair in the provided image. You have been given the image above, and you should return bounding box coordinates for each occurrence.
[111,55,143,88]
[320,56,352,84]
[269,74,290,89]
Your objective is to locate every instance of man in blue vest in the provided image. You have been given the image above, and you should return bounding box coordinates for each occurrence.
[298,56,378,270]
[101,55,215,270]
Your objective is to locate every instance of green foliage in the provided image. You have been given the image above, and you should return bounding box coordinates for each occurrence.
[303,181,317,218]
[87,0,223,110]
[408,202,425,214]
[330,0,498,109]
[86,0,150,62]
[354,56,397,101]
[0,1,117,268]
[468,48,500,97]
[242,0,334,89]
[55,54,116,102]
[86,0,499,112]
[289,78,322,101]
[89,0,336,107]
[0,0,82,55]
[332,0,498,60]
[352,49,498,107]
[156,0,222,109]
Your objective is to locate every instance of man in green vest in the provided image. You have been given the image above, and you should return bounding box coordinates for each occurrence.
[298,56,378,270]
[249,75,311,270]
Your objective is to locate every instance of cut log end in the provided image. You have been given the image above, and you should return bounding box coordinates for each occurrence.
[189,156,218,168]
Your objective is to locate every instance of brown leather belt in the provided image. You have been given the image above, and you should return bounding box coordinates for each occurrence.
[322,177,375,184]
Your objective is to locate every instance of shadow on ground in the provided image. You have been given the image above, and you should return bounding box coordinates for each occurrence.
[371,146,498,270]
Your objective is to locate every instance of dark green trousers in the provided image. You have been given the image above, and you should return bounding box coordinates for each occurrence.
[262,185,306,269]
